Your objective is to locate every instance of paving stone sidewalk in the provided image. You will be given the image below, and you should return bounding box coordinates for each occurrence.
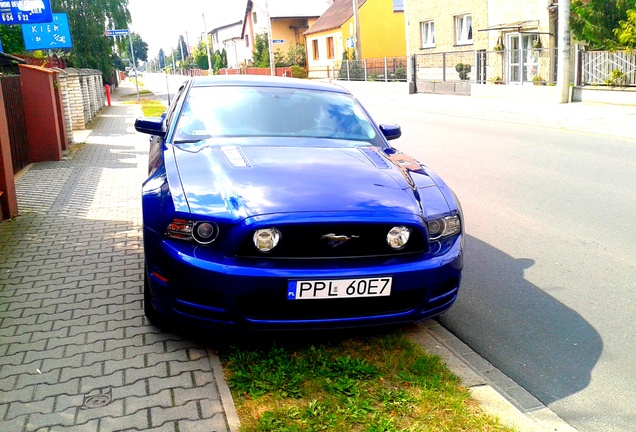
[0,89,237,432]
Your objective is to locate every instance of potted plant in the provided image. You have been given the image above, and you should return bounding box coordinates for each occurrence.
[532,75,546,85]
[494,36,504,52]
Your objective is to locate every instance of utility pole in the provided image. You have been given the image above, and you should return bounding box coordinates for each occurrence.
[352,0,361,58]
[203,13,213,75]
[556,0,571,103]
[179,36,185,73]
[264,0,276,76]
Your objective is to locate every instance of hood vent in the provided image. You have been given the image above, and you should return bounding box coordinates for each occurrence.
[220,146,250,167]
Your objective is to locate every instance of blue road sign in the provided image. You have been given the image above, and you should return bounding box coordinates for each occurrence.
[0,0,53,25]
[0,39,3,52]
[272,39,284,44]
[22,12,73,50]
[105,29,130,37]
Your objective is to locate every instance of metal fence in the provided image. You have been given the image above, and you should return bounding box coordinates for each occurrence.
[579,50,636,86]
[307,57,408,82]
[414,48,558,85]
[0,75,29,173]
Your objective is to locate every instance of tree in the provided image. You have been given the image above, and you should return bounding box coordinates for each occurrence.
[51,0,131,78]
[252,33,270,68]
[570,0,636,49]
[0,25,25,54]
[158,49,166,70]
[192,40,209,70]
[175,35,188,61]
[128,32,149,66]
[615,8,636,48]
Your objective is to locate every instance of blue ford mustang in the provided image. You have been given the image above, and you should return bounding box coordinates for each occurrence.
[135,75,463,331]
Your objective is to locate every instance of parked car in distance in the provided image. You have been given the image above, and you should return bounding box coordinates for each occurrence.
[128,69,143,78]
[135,75,463,332]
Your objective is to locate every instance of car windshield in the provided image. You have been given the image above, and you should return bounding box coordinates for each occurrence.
[172,86,378,144]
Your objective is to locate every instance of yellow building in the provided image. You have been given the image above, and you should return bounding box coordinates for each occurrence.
[305,0,406,79]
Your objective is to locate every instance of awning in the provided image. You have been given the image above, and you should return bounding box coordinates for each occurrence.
[478,20,539,32]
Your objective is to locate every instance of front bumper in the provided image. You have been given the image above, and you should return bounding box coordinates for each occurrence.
[144,231,463,331]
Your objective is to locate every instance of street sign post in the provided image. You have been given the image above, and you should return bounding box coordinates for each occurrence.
[105,29,139,101]
[0,0,53,25]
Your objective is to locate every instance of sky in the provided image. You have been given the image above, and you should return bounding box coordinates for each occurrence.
[127,0,246,58]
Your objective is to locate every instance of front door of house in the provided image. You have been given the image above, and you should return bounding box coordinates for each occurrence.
[506,34,539,83]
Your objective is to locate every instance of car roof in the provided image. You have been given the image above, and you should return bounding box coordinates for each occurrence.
[190,75,350,94]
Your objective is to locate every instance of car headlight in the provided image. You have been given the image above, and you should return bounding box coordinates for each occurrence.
[253,228,281,252]
[166,219,219,244]
[427,215,461,240]
[386,226,411,250]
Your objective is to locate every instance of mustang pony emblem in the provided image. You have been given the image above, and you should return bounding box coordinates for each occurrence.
[321,233,360,248]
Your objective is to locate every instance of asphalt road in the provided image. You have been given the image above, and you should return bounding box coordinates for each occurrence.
[137,74,635,431]
[358,97,636,432]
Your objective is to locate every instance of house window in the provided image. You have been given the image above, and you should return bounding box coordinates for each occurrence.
[312,39,319,60]
[454,14,472,45]
[253,12,257,24]
[326,37,335,59]
[420,21,435,48]
[245,35,250,48]
[393,0,404,12]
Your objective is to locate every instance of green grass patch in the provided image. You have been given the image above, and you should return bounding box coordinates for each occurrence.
[139,99,167,117]
[221,330,515,432]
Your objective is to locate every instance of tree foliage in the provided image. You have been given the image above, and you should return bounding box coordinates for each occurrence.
[51,0,131,78]
[252,33,270,68]
[175,35,189,61]
[128,32,149,65]
[191,39,210,70]
[0,25,25,54]
[615,8,636,48]
[570,0,636,49]
[158,48,166,69]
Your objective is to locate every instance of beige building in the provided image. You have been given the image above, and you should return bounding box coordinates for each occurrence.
[405,0,558,84]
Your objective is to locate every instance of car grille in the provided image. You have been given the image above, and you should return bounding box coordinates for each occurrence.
[235,223,428,259]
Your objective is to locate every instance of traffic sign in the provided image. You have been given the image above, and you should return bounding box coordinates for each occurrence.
[0,0,53,25]
[272,39,284,44]
[22,12,72,50]
[105,29,130,37]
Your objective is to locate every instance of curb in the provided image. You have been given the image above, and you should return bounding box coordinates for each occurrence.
[208,348,241,432]
[408,321,578,432]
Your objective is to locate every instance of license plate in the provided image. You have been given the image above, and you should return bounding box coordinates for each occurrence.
[287,277,392,300]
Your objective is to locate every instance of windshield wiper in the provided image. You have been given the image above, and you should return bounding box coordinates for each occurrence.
[173,136,212,144]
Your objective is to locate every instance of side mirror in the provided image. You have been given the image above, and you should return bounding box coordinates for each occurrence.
[135,117,166,137]
[379,124,401,141]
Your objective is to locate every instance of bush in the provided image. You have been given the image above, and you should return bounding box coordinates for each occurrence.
[455,63,471,80]
[291,65,307,79]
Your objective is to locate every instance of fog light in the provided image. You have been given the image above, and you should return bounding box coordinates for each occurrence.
[193,222,218,244]
[253,228,281,252]
[387,226,411,250]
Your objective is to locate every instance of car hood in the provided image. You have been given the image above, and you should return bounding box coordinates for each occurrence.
[172,139,443,220]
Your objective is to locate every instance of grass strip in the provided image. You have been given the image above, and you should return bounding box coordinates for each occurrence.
[221,329,515,432]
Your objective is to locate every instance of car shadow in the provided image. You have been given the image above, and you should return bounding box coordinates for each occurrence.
[438,234,603,405]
